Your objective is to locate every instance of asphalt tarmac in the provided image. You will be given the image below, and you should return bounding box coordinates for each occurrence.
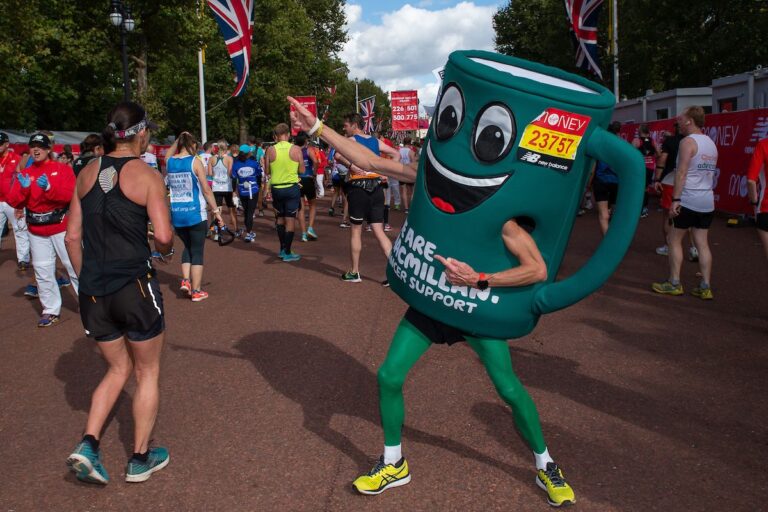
[0,197,766,511]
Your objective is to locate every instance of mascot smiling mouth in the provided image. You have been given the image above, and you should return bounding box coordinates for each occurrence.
[424,142,511,214]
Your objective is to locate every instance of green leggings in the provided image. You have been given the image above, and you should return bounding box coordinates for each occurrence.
[377,318,546,453]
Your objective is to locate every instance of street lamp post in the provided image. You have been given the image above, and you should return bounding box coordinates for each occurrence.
[109,0,135,101]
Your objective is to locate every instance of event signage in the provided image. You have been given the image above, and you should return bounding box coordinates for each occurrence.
[290,96,317,135]
[390,90,419,132]
[619,108,768,216]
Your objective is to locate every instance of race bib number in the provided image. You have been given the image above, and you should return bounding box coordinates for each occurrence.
[168,173,194,203]
[517,108,591,173]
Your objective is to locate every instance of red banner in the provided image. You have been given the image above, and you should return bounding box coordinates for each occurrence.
[390,90,419,132]
[290,96,317,136]
[619,108,768,215]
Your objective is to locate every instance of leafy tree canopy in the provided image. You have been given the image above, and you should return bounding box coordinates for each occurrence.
[493,0,768,99]
[0,0,393,143]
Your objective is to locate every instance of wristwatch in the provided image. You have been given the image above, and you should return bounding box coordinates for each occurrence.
[476,272,489,291]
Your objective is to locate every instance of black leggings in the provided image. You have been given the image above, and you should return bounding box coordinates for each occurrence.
[240,195,258,232]
[175,220,208,265]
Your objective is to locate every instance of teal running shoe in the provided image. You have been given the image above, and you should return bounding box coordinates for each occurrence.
[125,447,170,483]
[307,227,318,240]
[282,252,301,262]
[278,249,286,259]
[66,441,109,485]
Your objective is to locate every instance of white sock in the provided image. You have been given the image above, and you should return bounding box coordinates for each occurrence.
[383,444,402,465]
[534,448,553,470]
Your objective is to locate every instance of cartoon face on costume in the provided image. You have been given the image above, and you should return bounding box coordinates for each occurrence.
[386,50,644,340]
[425,84,516,214]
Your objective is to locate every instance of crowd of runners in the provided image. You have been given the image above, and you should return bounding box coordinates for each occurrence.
[0,96,767,506]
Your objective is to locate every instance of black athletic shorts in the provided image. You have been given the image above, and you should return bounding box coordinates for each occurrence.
[405,307,466,345]
[346,184,385,225]
[299,177,316,200]
[214,191,235,208]
[756,213,768,232]
[673,206,714,230]
[80,273,165,342]
[593,180,618,205]
[272,184,301,218]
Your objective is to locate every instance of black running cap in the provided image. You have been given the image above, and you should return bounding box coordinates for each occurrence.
[0,132,8,143]
[29,133,51,148]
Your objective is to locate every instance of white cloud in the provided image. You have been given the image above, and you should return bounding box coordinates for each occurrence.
[341,2,498,108]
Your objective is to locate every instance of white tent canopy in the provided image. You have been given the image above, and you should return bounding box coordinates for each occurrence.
[1,130,95,146]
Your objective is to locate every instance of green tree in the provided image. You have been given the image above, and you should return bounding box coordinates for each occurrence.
[0,0,397,145]
[493,0,574,72]
[323,77,391,133]
[493,0,768,100]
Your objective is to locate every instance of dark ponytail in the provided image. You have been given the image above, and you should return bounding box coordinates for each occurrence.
[102,101,147,153]
[176,132,198,157]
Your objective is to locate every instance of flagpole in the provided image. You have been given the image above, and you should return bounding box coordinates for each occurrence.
[197,0,207,142]
[198,48,208,142]
[355,79,359,113]
[612,0,619,102]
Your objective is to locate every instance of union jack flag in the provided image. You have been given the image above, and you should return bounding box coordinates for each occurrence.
[564,0,604,79]
[207,0,255,97]
[359,96,376,134]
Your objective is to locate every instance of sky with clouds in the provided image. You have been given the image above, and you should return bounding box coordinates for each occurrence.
[340,1,504,111]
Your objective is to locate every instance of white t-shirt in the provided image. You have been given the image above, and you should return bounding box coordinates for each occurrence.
[210,156,232,192]
[678,133,718,213]
[141,152,158,169]
[399,147,412,165]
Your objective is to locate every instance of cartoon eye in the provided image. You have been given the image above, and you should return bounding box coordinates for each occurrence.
[473,103,516,163]
[435,84,464,140]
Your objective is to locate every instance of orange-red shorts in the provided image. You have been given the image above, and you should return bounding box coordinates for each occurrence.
[660,184,674,210]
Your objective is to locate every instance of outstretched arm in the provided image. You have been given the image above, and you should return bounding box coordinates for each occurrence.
[435,220,547,288]
[288,96,416,183]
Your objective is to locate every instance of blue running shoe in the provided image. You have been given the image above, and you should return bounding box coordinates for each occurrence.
[126,447,170,483]
[67,441,109,485]
[24,284,38,298]
[307,227,318,240]
[282,252,301,262]
[57,276,71,287]
[278,249,286,259]
[38,314,60,328]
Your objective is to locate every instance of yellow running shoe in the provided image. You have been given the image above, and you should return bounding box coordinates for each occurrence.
[536,462,575,507]
[691,287,714,300]
[651,280,683,295]
[353,456,411,495]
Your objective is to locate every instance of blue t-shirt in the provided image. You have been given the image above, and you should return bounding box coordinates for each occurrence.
[231,157,262,198]
[166,155,207,227]
[299,147,314,178]
[353,134,380,156]
[595,161,618,184]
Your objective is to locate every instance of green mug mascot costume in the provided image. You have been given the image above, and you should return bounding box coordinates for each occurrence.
[349,51,644,506]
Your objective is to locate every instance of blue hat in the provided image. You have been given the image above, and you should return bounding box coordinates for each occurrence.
[239,144,251,154]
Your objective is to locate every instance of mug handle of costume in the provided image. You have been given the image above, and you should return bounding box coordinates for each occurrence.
[533,126,645,315]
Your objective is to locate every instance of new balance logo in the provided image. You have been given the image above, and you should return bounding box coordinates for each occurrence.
[751,117,768,142]
[520,151,541,163]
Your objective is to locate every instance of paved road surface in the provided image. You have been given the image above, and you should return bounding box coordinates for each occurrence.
[1,198,766,511]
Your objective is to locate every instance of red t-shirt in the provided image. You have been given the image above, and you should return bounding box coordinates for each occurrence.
[747,138,768,213]
[314,147,328,175]
[4,159,75,236]
[0,150,21,202]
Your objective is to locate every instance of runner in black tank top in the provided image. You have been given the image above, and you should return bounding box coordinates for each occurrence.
[79,156,154,296]
[64,101,173,486]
